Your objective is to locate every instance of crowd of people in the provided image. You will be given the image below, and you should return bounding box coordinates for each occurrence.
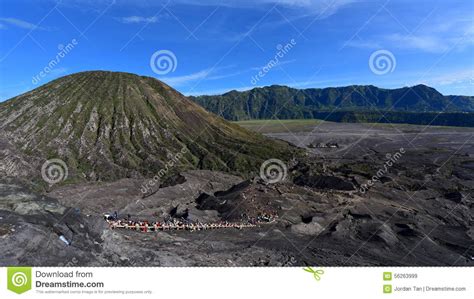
[103,213,277,233]
[243,211,278,224]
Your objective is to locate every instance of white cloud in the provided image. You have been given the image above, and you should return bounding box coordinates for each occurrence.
[0,17,45,30]
[66,0,357,17]
[344,39,381,50]
[162,69,213,86]
[346,7,474,53]
[118,15,164,24]
[183,0,357,10]
[348,30,473,53]
[420,69,474,87]
[162,65,251,87]
[386,34,449,53]
[418,69,474,96]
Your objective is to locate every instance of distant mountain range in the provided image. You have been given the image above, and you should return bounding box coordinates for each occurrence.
[0,71,296,182]
[191,85,474,126]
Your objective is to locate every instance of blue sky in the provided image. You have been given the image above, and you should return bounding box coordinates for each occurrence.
[0,0,473,101]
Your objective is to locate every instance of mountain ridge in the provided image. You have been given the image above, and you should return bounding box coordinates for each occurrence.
[190,84,474,121]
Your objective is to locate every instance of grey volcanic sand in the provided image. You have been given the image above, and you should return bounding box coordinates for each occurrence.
[1,122,473,266]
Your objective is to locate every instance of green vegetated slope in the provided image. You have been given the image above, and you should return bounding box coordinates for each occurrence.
[0,71,296,181]
[191,85,474,127]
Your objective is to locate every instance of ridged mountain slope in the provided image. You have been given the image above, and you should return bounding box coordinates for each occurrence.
[0,71,294,181]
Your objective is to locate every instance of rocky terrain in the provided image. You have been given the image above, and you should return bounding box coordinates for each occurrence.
[0,72,473,266]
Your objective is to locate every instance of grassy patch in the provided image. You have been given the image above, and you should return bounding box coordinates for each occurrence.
[233,119,324,133]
